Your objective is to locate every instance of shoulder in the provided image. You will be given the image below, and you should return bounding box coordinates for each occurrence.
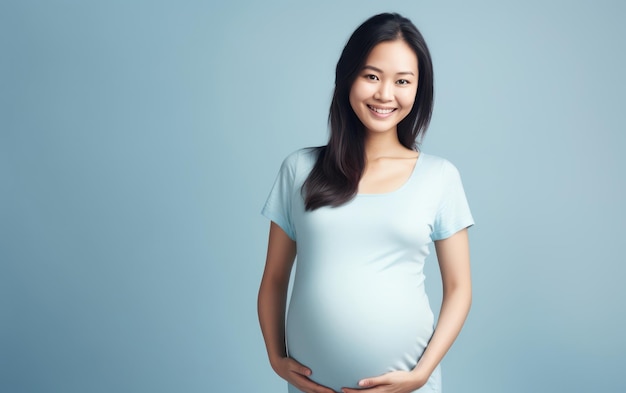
[274,147,320,185]
[418,152,461,176]
[281,146,319,164]
[279,147,320,173]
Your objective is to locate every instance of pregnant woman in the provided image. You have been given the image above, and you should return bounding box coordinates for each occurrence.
[258,13,474,393]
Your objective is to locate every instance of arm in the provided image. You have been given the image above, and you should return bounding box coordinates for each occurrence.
[343,228,472,392]
[410,227,472,383]
[258,221,296,366]
[258,222,335,393]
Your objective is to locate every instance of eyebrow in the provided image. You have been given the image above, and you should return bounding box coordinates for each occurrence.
[362,65,415,76]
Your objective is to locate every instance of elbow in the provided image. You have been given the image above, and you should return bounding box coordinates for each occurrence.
[257,273,289,310]
[442,280,472,304]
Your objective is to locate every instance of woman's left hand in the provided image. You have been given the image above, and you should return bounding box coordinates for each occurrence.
[341,370,427,393]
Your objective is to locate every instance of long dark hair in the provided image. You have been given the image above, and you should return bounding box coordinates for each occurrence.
[303,12,434,211]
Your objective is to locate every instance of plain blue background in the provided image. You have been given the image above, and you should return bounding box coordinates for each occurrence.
[2,0,625,392]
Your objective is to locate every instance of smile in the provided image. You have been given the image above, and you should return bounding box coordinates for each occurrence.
[367,105,396,115]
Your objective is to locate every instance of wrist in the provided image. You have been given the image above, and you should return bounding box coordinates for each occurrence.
[268,353,287,372]
[409,366,430,389]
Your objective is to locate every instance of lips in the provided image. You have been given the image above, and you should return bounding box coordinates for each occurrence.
[367,105,396,116]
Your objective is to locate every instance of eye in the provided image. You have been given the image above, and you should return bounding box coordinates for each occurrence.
[396,79,410,85]
[365,74,379,81]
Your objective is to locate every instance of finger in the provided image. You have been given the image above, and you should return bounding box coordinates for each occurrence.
[287,359,312,377]
[292,373,335,393]
[320,383,336,393]
[358,375,389,388]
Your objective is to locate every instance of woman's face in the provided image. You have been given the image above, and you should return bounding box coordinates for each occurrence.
[349,40,419,135]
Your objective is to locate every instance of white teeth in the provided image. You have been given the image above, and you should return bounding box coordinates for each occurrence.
[369,106,394,114]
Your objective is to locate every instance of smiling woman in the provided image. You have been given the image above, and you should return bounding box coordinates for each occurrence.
[258,12,473,393]
[349,41,419,135]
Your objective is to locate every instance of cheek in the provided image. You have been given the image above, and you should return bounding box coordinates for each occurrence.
[399,90,418,110]
[348,86,363,113]
[350,80,376,102]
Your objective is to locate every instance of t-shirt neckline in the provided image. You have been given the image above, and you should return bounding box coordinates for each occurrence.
[356,152,423,197]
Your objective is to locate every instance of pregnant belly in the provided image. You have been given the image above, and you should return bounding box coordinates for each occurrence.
[286,274,434,392]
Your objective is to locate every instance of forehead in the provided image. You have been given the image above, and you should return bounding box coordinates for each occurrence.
[364,40,418,72]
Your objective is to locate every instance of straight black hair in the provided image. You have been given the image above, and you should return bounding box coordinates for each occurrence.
[303,12,434,211]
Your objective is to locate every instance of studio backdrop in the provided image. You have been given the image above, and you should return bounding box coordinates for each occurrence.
[1,1,625,392]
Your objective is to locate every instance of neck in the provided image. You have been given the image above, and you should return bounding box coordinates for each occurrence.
[363,128,408,161]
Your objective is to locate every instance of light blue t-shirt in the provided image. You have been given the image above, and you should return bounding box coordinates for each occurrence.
[262,148,474,393]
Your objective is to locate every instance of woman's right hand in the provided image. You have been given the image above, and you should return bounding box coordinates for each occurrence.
[272,357,336,393]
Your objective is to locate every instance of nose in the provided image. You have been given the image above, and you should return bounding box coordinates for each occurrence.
[374,81,393,102]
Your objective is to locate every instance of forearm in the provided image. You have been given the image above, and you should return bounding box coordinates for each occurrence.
[411,282,472,378]
[258,222,297,369]
[257,277,290,368]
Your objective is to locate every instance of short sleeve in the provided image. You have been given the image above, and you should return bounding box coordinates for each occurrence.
[431,161,474,241]
[261,152,298,241]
